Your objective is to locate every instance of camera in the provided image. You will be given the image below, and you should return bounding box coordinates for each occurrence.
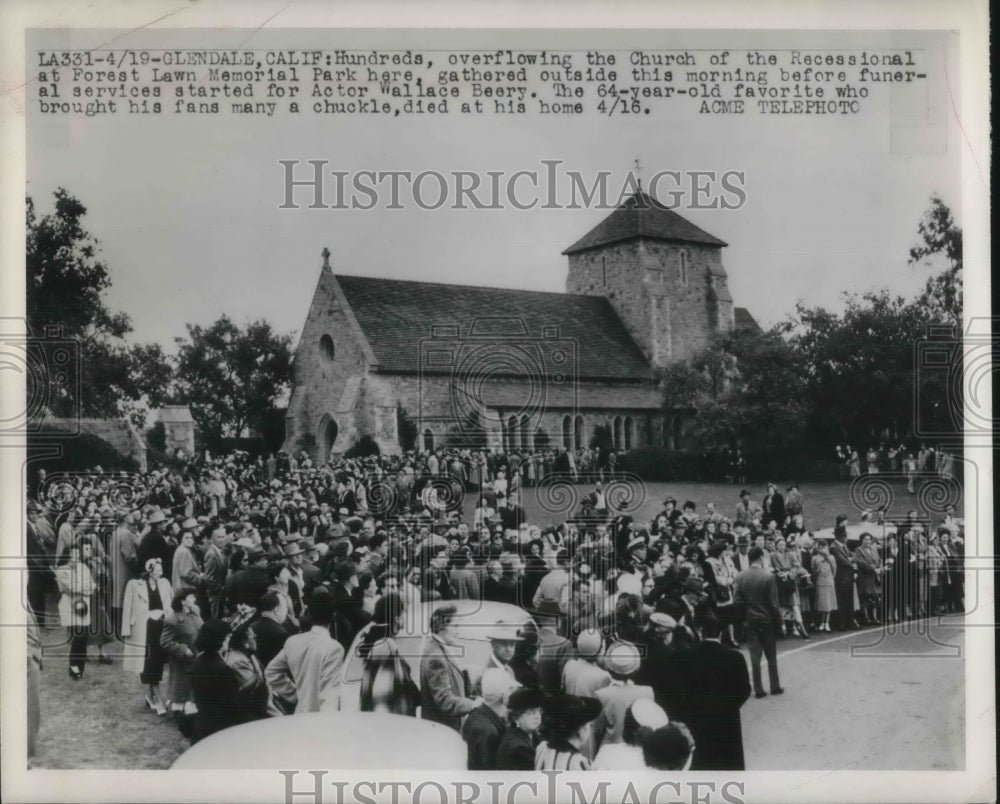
[418,317,578,451]
[0,323,81,436]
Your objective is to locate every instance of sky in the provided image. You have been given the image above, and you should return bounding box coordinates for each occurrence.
[26,28,961,354]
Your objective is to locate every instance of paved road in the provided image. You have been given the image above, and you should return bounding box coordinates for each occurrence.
[741,616,965,770]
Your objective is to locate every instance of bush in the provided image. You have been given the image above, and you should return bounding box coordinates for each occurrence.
[28,431,139,474]
[344,434,381,458]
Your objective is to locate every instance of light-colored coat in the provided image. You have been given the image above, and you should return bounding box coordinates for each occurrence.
[264,626,345,714]
[121,576,173,674]
[55,561,95,627]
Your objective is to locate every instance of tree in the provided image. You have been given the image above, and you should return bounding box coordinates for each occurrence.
[172,315,293,445]
[909,195,962,327]
[26,189,172,425]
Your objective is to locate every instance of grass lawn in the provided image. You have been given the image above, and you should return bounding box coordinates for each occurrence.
[31,476,959,769]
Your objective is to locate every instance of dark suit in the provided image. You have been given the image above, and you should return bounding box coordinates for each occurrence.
[733,565,782,694]
[636,638,690,721]
[461,703,506,770]
[190,652,244,743]
[679,640,752,770]
[252,616,290,670]
[496,725,536,770]
[830,539,856,628]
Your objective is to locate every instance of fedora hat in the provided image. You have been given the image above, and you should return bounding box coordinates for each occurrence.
[181,517,199,531]
[147,509,166,524]
[283,542,305,558]
[486,621,525,643]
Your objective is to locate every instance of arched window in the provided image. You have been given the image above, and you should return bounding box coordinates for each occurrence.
[613,416,624,451]
[574,415,583,452]
[679,251,688,286]
[520,415,530,451]
[562,415,573,450]
[319,334,335,364]
[507,415,517,451]
[423,428,434,452]
[624,416,634,451]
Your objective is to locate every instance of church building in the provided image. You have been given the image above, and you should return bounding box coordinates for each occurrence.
[282,192,758,459]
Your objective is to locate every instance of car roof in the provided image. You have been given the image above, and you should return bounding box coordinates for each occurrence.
[171,712,467,769]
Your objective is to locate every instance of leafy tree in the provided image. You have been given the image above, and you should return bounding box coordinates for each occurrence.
[172,315,293,444]
[909,195,962,327]
[590,424,613,454]
[26,189,172,425]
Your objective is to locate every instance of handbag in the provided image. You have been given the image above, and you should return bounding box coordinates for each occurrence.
[72,596,89,617]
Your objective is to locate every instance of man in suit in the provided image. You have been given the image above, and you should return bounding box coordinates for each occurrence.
[483,560,508,603]
[264,588,344,713]
[830,519,858,630]
[420,604,480,731]
[733,546,784,698]
[679,612,752,770]
[202,524,229,619]
[474,621,521,694]
[253,591,291,669]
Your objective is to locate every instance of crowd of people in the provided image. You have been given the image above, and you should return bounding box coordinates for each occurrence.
[24,447,965,769]
[836,443,959,491]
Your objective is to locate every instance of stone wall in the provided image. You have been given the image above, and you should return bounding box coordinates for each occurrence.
[566,238,733,365]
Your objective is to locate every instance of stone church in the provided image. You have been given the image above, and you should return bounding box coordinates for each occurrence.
[283,192,758,459]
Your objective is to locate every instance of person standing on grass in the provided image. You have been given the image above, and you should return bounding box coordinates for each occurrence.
[122,557,173,715]
[733,546,783,699]
[56,540,96,680]
[161,587,204,733]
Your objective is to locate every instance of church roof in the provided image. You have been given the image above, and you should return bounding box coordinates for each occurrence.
[334,274,653,382]
[562,192,728,254]
[734,307,762,333]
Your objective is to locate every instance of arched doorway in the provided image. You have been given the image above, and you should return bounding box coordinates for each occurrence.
[423,428,434,452]
[319,415,339,461]
[613,416,624,450]
[624,416,634,450]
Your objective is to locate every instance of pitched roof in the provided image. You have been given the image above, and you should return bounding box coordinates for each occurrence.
[734,307,762,333]
[563,192,727,254]
[334,274,653,382]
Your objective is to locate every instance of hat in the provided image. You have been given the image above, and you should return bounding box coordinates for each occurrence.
[575,628,603,658]
[181,517,199,531]
[147,509,166,524]
[649,612,677,630]
[144,557,162,573]
[630,698,670,730]
[616,574,642,597]
[480,668,520,703]
[487,621,525,643]
[544,693,603,731]
[194,620,230,653]
[604,640,642,677]
[508,687,547,713]
[627,536,647,552]
[283,542,305,558]
[338,507,349,516]
[683,576,705,595]
[246,547,266,563]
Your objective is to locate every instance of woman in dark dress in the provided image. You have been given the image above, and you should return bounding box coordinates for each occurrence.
[190,620,244,744]
[496,687,545,770]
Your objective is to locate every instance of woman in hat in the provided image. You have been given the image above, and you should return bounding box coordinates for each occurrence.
[810,540,837,632]
[770,536,809,638]
[122,557,174,714]
[593,698,669,770]
[55,540,97,679]
[496,687,546,770]
[535,693,603,771]
[222,613,269,722]
[161,587,204,729]
[359,593,420,716]
[189,620,244,744]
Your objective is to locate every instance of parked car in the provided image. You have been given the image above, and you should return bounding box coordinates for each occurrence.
[171,711,466,769]
[339,599,536,712]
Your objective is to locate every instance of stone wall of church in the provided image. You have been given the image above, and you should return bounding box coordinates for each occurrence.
[566,239,733,365]
[284,269,373,457]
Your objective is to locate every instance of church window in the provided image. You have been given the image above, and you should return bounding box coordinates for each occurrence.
[574,415,583,451]
[679,251,688,286]
[613,416,624,450]
[624,416,634,450]
[602,257,607,287]
[562,415,573,450]
[319,334,335,364]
